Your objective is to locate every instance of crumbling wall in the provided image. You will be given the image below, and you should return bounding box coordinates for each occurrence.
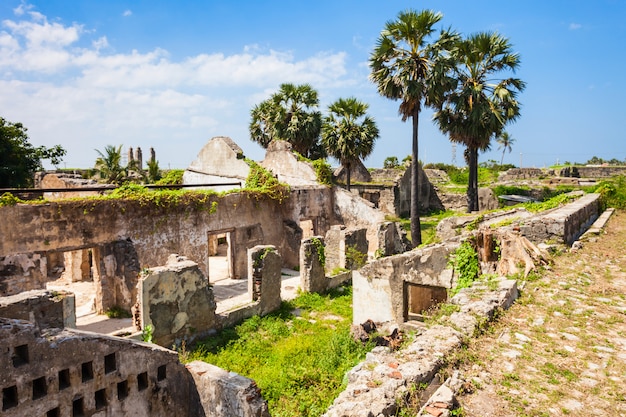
[186,361,270,417]
[518,193,600,245]
[0,188,340,301]
[183,136,249,192]
[352,242,460,325]
[138,254,217,348]
[0,290,76,329]
[92,239,141,313]
[0,318,203,416]
[0,253,48,296]
[300,237,327,294]
[0,318,269,417]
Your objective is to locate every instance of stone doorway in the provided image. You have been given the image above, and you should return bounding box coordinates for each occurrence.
[404,283,448,321]
[207,229,234,282]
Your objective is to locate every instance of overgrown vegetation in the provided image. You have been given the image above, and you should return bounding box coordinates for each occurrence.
[105,306,132,319]
[244,159,290,202]
[345,245,367,269]
[449,240,480,295]
[155,169,184,185]
[310,237,326,268]
[182,286,372,417]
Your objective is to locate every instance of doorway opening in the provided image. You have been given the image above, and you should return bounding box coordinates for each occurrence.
[404,283,448,322]
[207,229,234,283]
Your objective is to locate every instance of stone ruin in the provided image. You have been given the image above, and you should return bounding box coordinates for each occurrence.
[0,134,609,416]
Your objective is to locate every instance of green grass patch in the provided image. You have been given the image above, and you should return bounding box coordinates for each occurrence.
[183,286,372,417]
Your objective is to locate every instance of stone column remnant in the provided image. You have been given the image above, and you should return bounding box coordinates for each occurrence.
[247,245,281,315]
[299,236,327,294]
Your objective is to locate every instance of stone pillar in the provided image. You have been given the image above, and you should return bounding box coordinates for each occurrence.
[299,237,327,294]
[135,147,143,170]
[324,225,345,273]
[345,228,368,270]
[150,147,156,163]
[377,222,410,257]
[247,245,281,315]
[92,239,140,313]
[128,147,134,165]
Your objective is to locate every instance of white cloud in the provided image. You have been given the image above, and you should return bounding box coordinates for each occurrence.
[0,5,358,168]
[569,23,582,30]
[122,10,132,17]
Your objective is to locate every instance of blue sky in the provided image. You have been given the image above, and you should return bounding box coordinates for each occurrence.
[1,1,624,170]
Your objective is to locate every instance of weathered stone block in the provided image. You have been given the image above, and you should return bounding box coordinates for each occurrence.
[139,254,216,348]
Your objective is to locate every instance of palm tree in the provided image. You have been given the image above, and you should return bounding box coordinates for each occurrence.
[94,144,126,184]
[496,132,515,165]
[249,83,324,159]
[434,32,525,212]
[369,9,457,246]
[322,97,379,191]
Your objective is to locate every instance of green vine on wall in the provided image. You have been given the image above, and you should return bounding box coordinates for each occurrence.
[244,159,290,202]
[310,237,326,268]
[449,240,480,295]
[345,245,367,270]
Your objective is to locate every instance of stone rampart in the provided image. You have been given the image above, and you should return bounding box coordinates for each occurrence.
[0,318,268,417]
[519,193,601,245]
[560,166,626,178]
[324,278,519,417]
[352,242,460,325]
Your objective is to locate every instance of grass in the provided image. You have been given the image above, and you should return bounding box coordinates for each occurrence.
[181,286,373,417]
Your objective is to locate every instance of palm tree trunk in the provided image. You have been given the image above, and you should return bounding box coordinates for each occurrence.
[466,147,479,212]
[346,162,351,192]
[410,111,422,247]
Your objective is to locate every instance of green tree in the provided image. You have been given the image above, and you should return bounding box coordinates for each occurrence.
[94,145,126,184]
[369,9,457,246]
[434,32,525,212]
[383,156,400,169]
[322,97,379,191]
[496,132,515,165]
[249,83,325,159]
[0,117,66,188]
[146,159,162,183]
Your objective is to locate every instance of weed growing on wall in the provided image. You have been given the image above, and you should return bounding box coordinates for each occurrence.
[183,286,371,417]
[310,237,325,268]
[345,245,367,270]
[244,159,290,202]
[450,240,480,295]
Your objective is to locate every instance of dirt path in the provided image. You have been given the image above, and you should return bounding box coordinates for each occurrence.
[454,210,626,416]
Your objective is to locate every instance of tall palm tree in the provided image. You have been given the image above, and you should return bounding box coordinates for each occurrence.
[249,83,324,159]
[94,144,126,184]
[322,97,379,191]
[434,32,525,212]
[369,9,457,246]
[496,132,515,165]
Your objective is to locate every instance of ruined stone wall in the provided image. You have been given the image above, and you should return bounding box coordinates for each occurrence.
[352,242,460,325]
[519,193,601,245]
[138,255,217,348]
[0,253,48,296]
[0,318,269,417]
[0,290,76,329]
[0,319,203,416]
[559,166,626,178]
[0,187,339,301]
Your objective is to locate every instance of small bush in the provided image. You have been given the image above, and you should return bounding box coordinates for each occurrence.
[156,169,184,185]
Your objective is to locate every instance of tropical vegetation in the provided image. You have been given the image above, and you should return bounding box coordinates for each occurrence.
[321,97,379,190]
[433,31,525,212]
[249,83,325,159]
[0,117,66,188]
[369,9,458,246]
